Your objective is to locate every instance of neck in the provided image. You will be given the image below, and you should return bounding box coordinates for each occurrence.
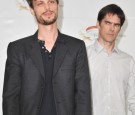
[37,23,58,52]
[98,38,115,54]
[38,23,58,42]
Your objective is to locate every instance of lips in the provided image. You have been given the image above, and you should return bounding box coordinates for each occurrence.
[107,33,114,36]
[43,11,53,16]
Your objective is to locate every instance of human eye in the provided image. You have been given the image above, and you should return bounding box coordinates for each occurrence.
[114,24,120,28]
[105,21,110,25]
[35,1,44,6]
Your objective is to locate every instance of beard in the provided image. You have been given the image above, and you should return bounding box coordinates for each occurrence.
[36,12,58,25]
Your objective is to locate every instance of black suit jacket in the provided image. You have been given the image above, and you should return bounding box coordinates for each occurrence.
[3,31,92,115]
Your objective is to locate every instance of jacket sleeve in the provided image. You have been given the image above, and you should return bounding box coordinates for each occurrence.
[3,43,21,115]
[75,41,92,115]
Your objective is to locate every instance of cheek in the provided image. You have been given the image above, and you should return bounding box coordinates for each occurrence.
[115,29,120,35]
[34,10,43,16]
[100,28,107,35]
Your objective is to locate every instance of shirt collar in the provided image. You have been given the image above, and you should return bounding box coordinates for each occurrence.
[94,40,120,54]
[37,29,62,45]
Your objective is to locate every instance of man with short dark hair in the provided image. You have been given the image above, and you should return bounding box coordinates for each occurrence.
[2,0,92,115]
[87,4,135,115]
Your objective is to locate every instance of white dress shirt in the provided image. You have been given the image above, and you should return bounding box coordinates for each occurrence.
[87,41,135,115]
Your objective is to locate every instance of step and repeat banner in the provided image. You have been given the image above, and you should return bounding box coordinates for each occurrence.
[0,0,135,114]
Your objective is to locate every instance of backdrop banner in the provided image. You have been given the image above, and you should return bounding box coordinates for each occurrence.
[0,0,135,114]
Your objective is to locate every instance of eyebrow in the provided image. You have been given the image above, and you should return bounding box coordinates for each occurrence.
[104,20,120,25]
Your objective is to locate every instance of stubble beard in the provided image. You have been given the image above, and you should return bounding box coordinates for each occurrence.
[36,12,58,25]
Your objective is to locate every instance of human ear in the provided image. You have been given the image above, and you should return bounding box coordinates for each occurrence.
[96,21,100,29]
[29,7,35,16]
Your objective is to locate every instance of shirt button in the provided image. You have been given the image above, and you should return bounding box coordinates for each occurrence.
[49,55,52,58]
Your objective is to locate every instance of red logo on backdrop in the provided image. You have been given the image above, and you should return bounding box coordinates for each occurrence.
[80,26,98,40]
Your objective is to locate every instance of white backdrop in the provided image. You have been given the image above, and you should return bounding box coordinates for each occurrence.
[0,0,135,114]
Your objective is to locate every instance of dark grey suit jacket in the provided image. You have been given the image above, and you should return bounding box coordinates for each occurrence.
[3,31,92,115]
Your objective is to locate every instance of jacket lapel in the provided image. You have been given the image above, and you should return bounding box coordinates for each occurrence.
[28,31,68,79]
[29,32,45,79]
[53,33,68,77]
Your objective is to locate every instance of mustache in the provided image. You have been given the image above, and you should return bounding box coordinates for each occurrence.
[42,10,54,14]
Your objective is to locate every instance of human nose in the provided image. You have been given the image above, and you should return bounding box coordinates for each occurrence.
[110,24,115,31]
[44,3,50,10]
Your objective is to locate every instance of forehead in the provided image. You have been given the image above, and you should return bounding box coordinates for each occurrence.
[103,13,120,23]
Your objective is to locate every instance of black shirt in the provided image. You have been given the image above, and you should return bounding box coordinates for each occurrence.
[39,40,57,115]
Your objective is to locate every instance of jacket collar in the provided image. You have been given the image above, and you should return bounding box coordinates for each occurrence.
[29,30,68,80]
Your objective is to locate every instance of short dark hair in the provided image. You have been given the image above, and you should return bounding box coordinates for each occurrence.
[97,4,125,26]
[26,0,59,8]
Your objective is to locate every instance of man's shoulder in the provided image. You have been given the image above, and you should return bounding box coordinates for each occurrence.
[61,33,83,44]
[87,43,95,51]
[86,42,96,53]
[7,34,35,53]
[118,49,134,60]
[10,34,34,45]
[60,33,86,53]
[117,49,135,66]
